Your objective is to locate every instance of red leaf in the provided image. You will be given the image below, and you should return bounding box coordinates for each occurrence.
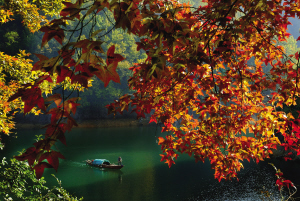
[94,62,120,87]
[295,52,299,60]
[45,94,62,106]
[145,104,152,114]
[276,179,284,190]
[66,118,76,131]
[149,117,157,123]
[7,88,26,102]
[71,74,89,88]
[60,2,82,20]
[56,66,73,83]
[283,179,293,188]
[32,54,49,71]
[40,26,65,48]
[24,101,35,114]
[63,111,78,127]
[37,97,46,112]
[160,154,168,162]
[22,87,45,113]
[44,124,57,138]
[165,158,175,168]
[69,101,80,115]
[48,107,62,123]
[39,151,65,171]
[106,45,125,66]
[34,139,53,151]
[57,131,67,146]
[33,162,53,179]
[14,147,37,166]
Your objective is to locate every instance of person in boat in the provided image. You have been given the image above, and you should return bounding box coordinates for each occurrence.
[118,156,122,166]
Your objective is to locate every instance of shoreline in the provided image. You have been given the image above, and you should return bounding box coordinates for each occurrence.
[15,118,155,129]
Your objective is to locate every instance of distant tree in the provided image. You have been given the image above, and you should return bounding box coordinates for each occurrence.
[77,11,147,111]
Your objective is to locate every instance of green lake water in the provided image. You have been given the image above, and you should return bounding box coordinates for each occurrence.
[0,126,290,200]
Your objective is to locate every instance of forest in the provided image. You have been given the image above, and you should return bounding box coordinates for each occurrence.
[1,0,300,200]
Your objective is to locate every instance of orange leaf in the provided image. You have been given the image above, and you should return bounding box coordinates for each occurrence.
[158,137,165,145]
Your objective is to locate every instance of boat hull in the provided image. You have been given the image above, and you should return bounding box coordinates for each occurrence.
[86,160,123,169]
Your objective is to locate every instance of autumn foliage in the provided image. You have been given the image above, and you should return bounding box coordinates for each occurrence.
[0,0,67,140]
[6,0,300,182]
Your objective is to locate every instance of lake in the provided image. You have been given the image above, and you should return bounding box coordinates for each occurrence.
[1,126,289,200]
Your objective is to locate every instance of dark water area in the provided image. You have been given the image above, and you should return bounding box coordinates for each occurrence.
[1,126,296,200]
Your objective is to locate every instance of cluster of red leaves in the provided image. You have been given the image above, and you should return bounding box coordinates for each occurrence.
[106,0,300,182]
[269,163,295,191]
[275,171,294,191]
[275,170,294,190]
[278,120,300,161]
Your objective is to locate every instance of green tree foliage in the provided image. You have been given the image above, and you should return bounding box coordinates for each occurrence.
[0,16,34,55]
[0,157,83,200]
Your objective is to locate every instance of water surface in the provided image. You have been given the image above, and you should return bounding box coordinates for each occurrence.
[1,126,286,200]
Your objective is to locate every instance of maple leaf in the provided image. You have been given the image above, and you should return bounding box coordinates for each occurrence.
[94,62,120,87]
[40,26,65,48]
[106,45,125,66]
[158,137,165,145]
[33,139,53,151]
[67,100,80,115]
[39,151,65,171]
[14,147,37,166]
[56,66,73,83]
[45,94,62,106]
[57,131,67,146]
[283,179,294,189]
[165,158,175,168]
[33,162,53,179]
[71,73,90,88]
[8,86,46,113]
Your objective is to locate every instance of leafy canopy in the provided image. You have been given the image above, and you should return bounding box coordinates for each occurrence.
[7,0,300,184]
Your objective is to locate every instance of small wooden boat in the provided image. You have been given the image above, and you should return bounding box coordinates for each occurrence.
[86,159,124,169]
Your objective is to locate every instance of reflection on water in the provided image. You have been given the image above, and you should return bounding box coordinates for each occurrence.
[0,126,292,201]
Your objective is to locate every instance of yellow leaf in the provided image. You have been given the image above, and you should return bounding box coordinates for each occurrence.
[276,102,283,109]
[241,136,247,141]
[287,113,295,120]
[266,130,273,137]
